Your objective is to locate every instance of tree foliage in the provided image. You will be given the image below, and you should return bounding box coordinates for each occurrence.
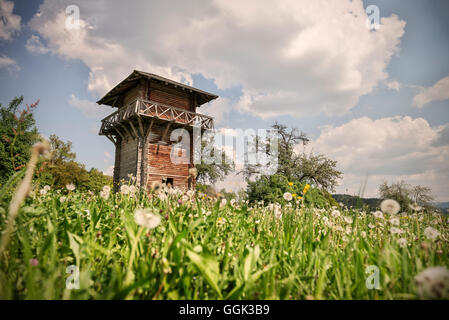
[0,96,40,185]
[243,122,342,192]
[378,180,435,211]
[195,136,233,185]
[37,135,112,192]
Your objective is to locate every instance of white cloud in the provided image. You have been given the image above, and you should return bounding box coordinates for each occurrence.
[413,75,449,108]
[0,0,21,40]
[26,35,50,54]
[30,0,405,117]
[0,55,20,72]
[386,80,401,91]
[310,116,449,200]
[68,94,112,119]
[103,165,113,177]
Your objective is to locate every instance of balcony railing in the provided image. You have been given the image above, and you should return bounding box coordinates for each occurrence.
[99,98,214,136]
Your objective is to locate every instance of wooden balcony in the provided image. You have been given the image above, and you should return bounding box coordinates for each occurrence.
[99,98,214,144]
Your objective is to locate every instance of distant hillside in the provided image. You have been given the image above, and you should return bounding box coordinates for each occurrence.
[433,202,449,213]
[332,194,380,211]
[333,194,449,214]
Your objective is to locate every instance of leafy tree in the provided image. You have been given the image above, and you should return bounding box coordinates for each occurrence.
[195,136,233,185]
[378,180,435,212]
[37,135,112,192]
[0,96,40,185]
[49,134,76,164]
[243,122,342,192]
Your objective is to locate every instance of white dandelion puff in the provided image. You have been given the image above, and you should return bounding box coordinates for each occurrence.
[423,226,440,241]
[380,199,400,215]
[415,267,449,299]
[398,238,408,248]
[134,208,161,229]
[283,192,292,201]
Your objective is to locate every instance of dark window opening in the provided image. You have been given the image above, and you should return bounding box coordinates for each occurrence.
[162,177,174,188]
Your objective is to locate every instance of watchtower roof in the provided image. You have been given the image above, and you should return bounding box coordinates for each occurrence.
[96,70,218,107]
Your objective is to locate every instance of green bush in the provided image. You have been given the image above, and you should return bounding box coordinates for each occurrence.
[246,174,337,208]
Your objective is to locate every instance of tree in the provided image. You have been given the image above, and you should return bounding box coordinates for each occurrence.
[0,96,40,185]
[49,134,76,164]
[378,180,435,211]
[195,136,233,185]
[243,122,342,192]
[37,135,112,192]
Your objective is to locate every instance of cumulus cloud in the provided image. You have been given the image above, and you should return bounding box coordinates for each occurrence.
[310,116,449,200]
[413,75,449,108]
[30,0,405,117]
[0,0,21,40]
[26,35,50,54]
[68,94,112,119]
[0,55,20,72]
[386,80,401,91]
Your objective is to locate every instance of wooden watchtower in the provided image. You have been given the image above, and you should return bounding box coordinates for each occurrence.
[97,70,218,191]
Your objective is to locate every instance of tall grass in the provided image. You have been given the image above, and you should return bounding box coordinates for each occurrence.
[0,182,448,299]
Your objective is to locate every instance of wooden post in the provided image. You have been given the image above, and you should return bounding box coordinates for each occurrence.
[113,135,122,192]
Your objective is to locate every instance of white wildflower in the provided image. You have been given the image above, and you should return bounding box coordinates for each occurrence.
[283,192,292,201]
[66,183,75,191]
[380,199,400,215]
[415,267,449,299]
[389,217,400,226]
[120,185,130,195]
[390,227,404,235]
[100,190,110,200]
[134,208,161,229]
[331,210,341,218]
[398,238,407,248]
[39,189,47,196]
[409,203,422,212]
[372,211,384,219]
[43,185,51,192]
[423,226,440,241]
[344,216,353,224]
[220,198,227,208]
[102,185,111,193]
[59,196,67,203]
[368,223,375,229]
[128,185,137,195]
[361,231,367,238]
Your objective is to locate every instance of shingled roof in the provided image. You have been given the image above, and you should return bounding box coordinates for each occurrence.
[96,70,218,107]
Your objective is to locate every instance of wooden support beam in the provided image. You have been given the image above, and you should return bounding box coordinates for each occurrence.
[114,126,126,142]
[105,134,117,146]
[119,122,134,140]
[137,115,145,137]
[145,117,155,139]
[161,120,173,143]
[129,121,139,138]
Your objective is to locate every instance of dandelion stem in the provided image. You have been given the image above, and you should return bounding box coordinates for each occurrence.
[124,226,144,286]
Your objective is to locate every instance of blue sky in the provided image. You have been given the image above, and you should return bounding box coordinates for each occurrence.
[1,0,448,200]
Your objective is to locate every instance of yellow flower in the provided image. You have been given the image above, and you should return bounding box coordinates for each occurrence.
[288,182,293,186]
[303,184,310,194]
[297,196,303,200]
[292,193,297,198]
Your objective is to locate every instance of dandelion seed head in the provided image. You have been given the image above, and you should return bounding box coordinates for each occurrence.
[380,199,400,215]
